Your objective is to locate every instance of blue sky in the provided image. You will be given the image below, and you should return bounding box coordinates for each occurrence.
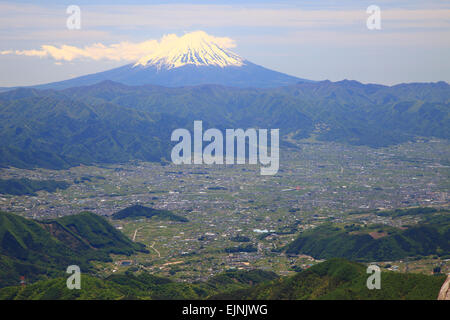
[1,0,449,86]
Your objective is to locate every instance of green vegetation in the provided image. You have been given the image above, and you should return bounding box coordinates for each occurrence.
[211,258,446,300]
[225,244,258,253]
[2,259,442,300]
[285,216,450,261]
[376,207,439,218]
[112,205,188,222]
[0,211,146,288]
[230,235,250,242]
[349,207,442,217]
[0,80,449,169]
[0,268,278,300]
[50,212,147,255]
[0,89,175,169]
[0,178,70,196]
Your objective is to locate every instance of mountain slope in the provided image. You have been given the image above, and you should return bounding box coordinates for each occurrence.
[47,212,147,255]
[112,205,188,222]
[58,80,450,147]
[34,61,306,90]
[0,80,448,169]
[285,214,450,261]
[0,178,70,196]
[0,211,146,288]
[0,269,278,300]
[211,258,446,300]
[0,91,186,169]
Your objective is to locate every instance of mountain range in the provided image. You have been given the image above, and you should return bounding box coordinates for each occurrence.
[0,257,444,300]
[0,79,448,169]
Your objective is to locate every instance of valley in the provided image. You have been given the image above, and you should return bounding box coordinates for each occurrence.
[1,139,448,284]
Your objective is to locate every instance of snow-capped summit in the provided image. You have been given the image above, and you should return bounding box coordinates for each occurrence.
[135,31,245,70]
[34,31,310,89]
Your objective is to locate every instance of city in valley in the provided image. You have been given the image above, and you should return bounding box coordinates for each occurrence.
[1,139,448,281]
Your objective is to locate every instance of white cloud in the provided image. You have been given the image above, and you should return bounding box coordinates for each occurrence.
[0,31,237,62]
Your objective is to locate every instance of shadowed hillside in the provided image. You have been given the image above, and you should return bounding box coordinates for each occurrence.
[0,178,70,196]
[285,214,450,261]
[0,80,448,169]
[0,258,444,300]
[0,211,146,288]
[210,258,446,300]
[112,205,188,222]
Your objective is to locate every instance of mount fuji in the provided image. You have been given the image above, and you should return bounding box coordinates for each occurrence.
[35,31,308,89]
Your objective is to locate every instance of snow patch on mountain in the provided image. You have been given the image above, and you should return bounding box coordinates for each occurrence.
[134,31,245,70]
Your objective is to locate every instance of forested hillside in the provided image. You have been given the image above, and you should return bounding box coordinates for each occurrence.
[0,80,448,169]
[1,258,444,300]
[285,214,450,261]
[0,211,146,288]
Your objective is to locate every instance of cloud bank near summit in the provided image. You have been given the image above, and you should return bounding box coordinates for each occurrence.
[0,32,237,63]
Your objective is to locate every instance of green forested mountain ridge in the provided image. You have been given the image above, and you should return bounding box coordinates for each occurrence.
[0,211,146,288]
[0,80,448,169]
[285,214,450,261]
[0,92,186,169]
[112,204,188,222]
[210,258,446,300]
[0,259,444,300]
[0,268,278,300]
[348,207,441,217]
[59,80,450,145]
[46,212,147,255]
[0,178,70,195]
